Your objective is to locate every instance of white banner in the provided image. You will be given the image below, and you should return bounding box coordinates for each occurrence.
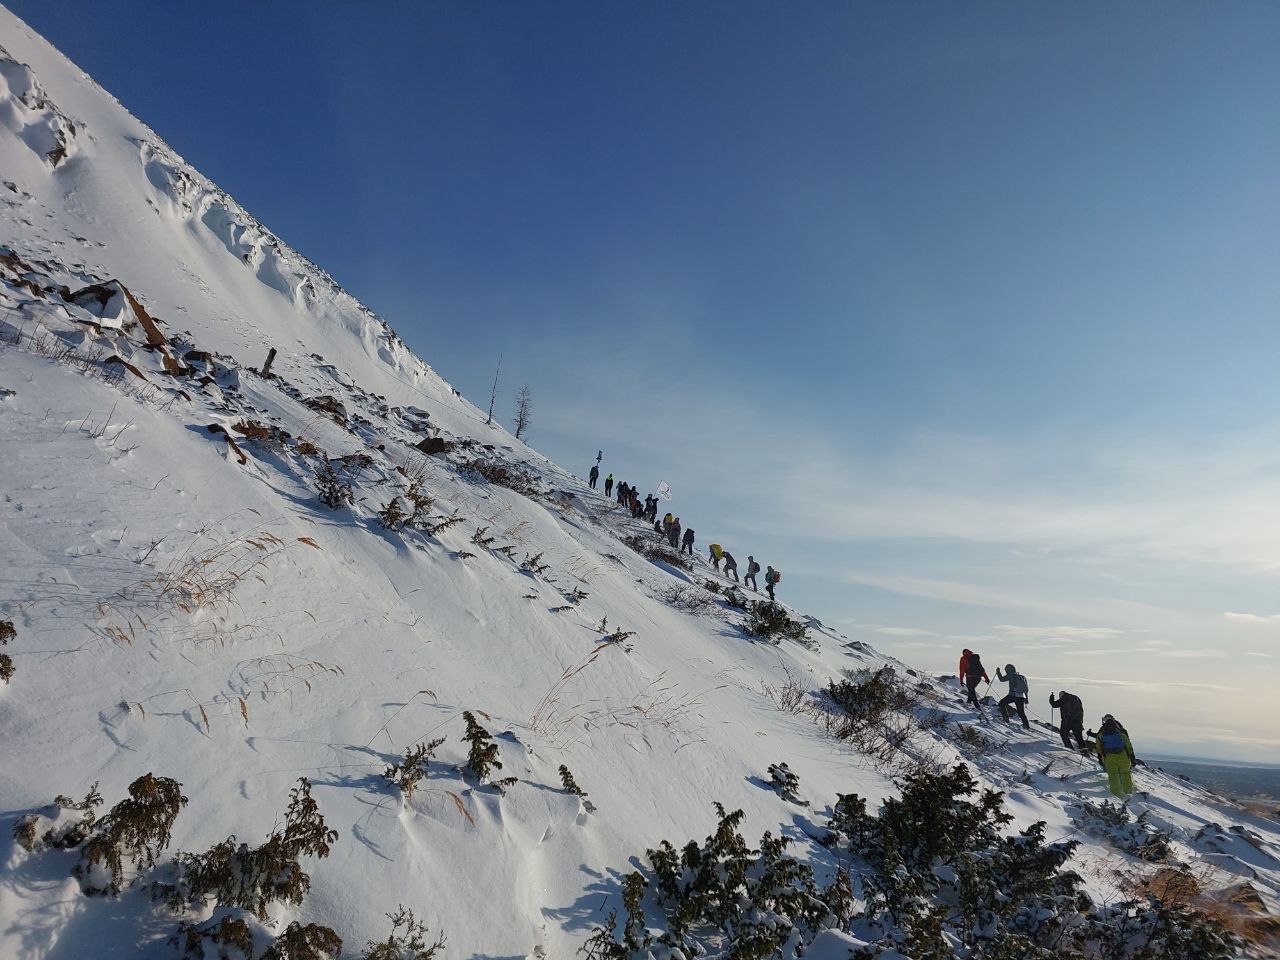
[656,480,672,501]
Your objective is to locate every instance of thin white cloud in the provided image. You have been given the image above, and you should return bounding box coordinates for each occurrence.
[1160,650,1226,659]
[1035,676,1240,693]
[996,624,1122,640]
[873,626,938,637]
[1243,651,1274,658]
[1224,611,1280,624]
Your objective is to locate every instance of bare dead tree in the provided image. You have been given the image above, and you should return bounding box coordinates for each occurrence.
[513,384,533,441]
[486,354,502,426]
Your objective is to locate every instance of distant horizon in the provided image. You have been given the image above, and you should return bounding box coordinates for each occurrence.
[8,0,1279,762]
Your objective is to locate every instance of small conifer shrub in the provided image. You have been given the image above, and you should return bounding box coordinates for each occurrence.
[174,915,254,960]
[766,762,807,806]
[314,461,354,509]
[0,618,15,684]
[378,497,407,529]
[262,921,344,960]
[558,764,597,813]
[74,774,188,896]
[383,738,445,800]
[825,666,911,727]
[14,782,105,853]
[461,711,502,782]
[158,778,337,920]
[743,602,810,645]
[521,552,550,576]
[404,478,434,528]
[362,906,445,960]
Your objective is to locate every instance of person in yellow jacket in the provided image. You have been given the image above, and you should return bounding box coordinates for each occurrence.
[1092,714,1136,798]
[708,543,724,571]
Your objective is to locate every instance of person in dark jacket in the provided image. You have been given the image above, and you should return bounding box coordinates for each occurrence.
[764,566,779,601]
[668,518,682,550]
[604,474,614,497]
[681,528,695,554]
[723,552,739,582]
[588,464,599,489]
[958,649,990,710]
[1049,690,1086,750]
[745,556,760,591]
[995,663,1030,729]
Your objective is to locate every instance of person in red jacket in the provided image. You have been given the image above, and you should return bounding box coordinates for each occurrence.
[958,649,990,710]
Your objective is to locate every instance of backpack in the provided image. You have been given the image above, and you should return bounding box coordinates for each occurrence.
[774,571,782,582]
[1100,732,1127,755]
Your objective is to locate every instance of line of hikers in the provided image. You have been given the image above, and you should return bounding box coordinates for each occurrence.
[586,461,782,601]
[958,648,1140,798]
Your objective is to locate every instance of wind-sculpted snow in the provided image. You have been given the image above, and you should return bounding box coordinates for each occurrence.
[1,5,1278,958]
[0,44,78,168]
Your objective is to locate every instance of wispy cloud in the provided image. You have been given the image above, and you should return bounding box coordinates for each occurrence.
[873,626,938,637]
[1224,611,1280,624]
[996,624,1122,640]
[1035,676,1239,693]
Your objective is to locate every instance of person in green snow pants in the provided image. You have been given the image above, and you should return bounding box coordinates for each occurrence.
[1092,714,1136,798]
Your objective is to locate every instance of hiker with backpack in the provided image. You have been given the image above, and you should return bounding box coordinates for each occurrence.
[745,556,760,591]
[958,649,990,710]
[645,496,658,522]
[604,474,614,497]
[588,464,599,489]
[723,552,739,582]
[668,517,682,550]
[995,663,1030,729]
[681,527,695,554]
[1091,714,1137,798]
[764,566,780,601]
[1049,690,1087,751]
[708,543,724,571]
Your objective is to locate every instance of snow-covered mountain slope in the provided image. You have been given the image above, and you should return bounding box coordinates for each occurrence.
[1,7,1278,959]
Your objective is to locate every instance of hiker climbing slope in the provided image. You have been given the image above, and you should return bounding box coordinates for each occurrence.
[708,543,724,571]
[681,527,695,555]
[604,474,614,497]
[722,551,739,582]
[958,648,990,710]
[588,464,599,489]
[1050,690,1087,751]
[1092,714,1137,798]
[764,565,780,601]
[745,556,760,591]
[995,663,1030,729]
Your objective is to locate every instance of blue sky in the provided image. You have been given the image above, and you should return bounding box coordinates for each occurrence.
[11,1,1280,761]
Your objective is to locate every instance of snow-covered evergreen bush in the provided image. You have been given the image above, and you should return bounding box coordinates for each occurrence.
[383,738,445,800]
[766,762,807,805]
[362,906,445,960]
[582,802,854,959]
[1073,799,1173,863]
[743,601,810,645]
[558,764,597,813]
[314,461,354,509]
[174,915,254,960]
[462,711,502,782]
[13,781,103,853]
[73,773,188,896]
[825,667,911,727]
[157,777,337,920]
[262,921,344,960]
[378,497,407,530]
[0,618,14,683]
